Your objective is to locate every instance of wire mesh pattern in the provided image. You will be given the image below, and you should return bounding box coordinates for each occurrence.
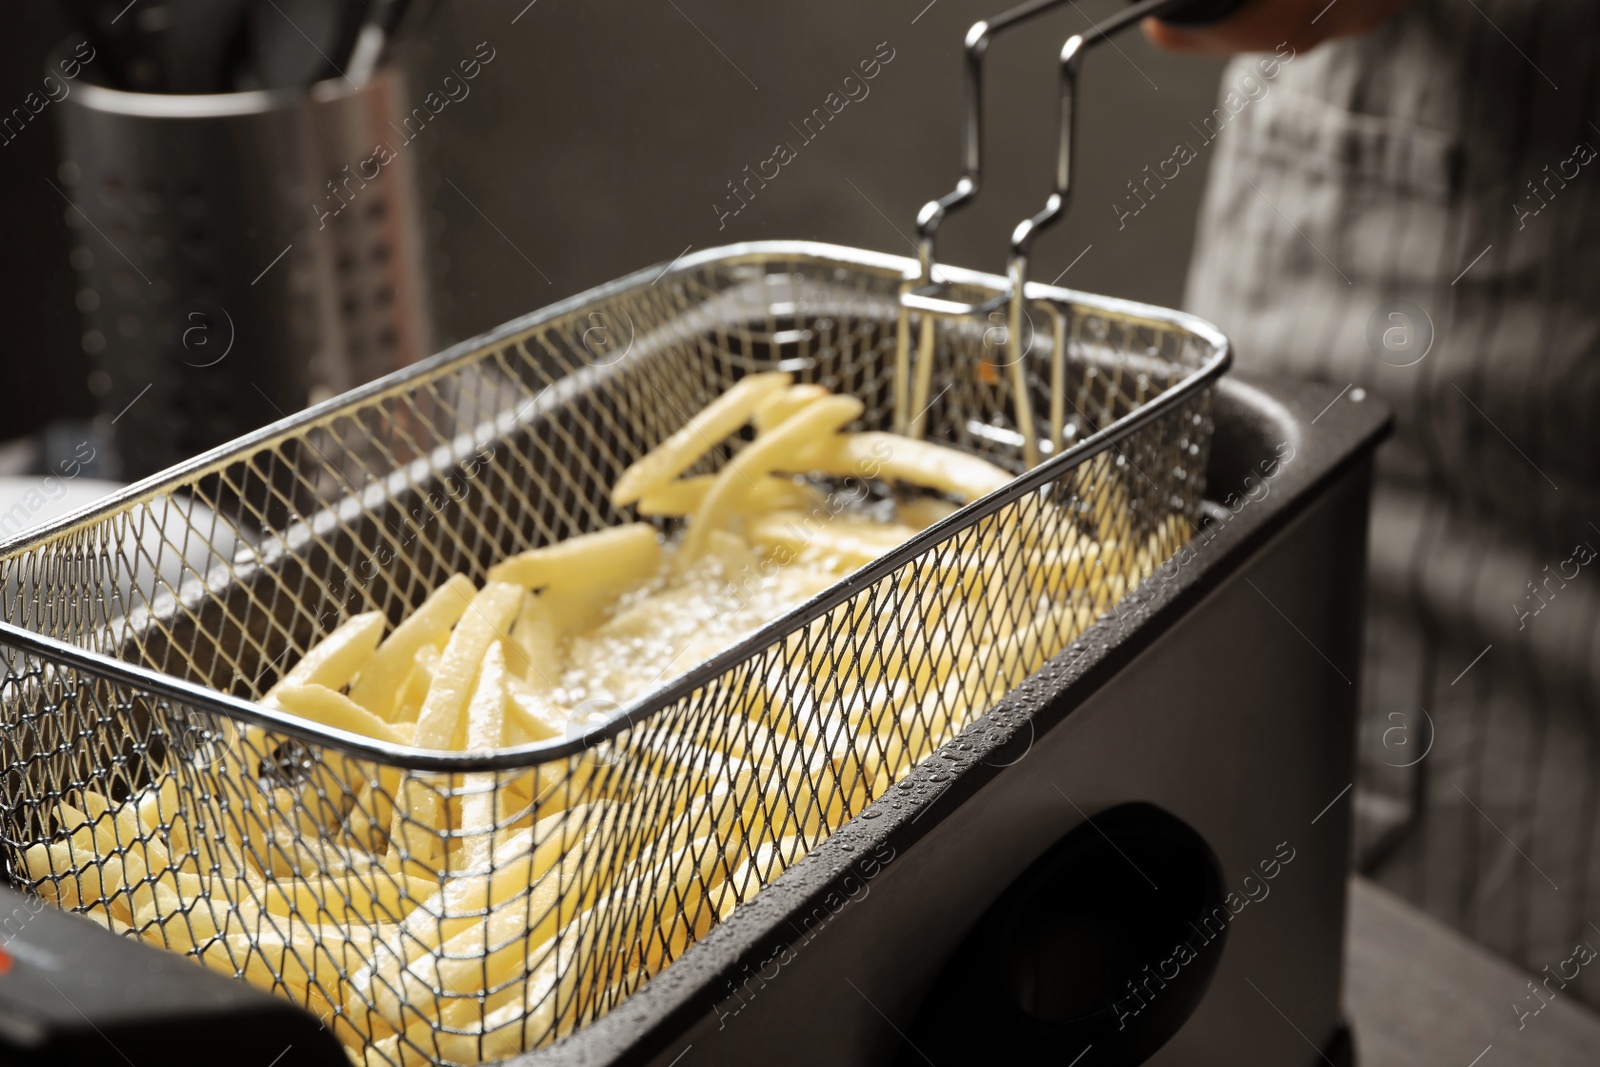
[0,243,1224,1065]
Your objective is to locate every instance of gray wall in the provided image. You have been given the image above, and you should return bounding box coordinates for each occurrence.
[402,0,1226,348]
[0,1,1225,436]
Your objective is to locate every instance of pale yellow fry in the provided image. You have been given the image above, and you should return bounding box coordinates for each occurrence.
[390,645,441,724]
[682,394,865,560]
[197,920,376,1008]
[462,642,509,752]
[376,802,607,991]
[360,802,645,1028]
[791,431,1013,501]
[610,371,792,506]
[432,835,725,1059]
[487,524,662,592]
[220,639,373,832]
[272,684,404,745]
[506,675,566,744]
[390,582,522,875]
[746,511,917,572]
[455,642,510,862]
[230,614,383,812]
[25,840,103,911]
[413,582,522,751]
[752,383,830,433]
[705,528,757,579]
[716,835,809,918]
[433,966,628,1064]
[257,872,433,925]
[268,611,385,696]
[507,592,561,690]
[53,799,113,854]
[897,495,959,530]
[138,880,255,947]
[437,823,730,1035]
[348,574,475,717]
[133,777,180,836]
[635,474,823,518]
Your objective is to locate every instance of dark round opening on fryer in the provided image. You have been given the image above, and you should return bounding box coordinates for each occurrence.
[902,802,1227,1066]
[1002,807,1218,1023]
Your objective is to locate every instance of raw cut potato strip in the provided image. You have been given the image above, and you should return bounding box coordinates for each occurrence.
[752,383,830,433]
[389,582,523,876]
[635,474,822,518]
[411,583,523,751]
[269,611,386,696]
[746,512,919,572]
[273,684,405,746]
[682,394,865,560]
[348,574,475,717]
[429,807,739,1033]
[610,371,791,506]
[342,805,591,1051]
[716,835,809,918]
[453,641,509,865]
[897,495,959,530]
[361,799,682,1029]
[390,644,441,724]
[212,611,387,827]
[790,431,1012,502]
[505,593,560,689]
[429,835,726,1062]
[506,675,565,743]
[488,523,662,593]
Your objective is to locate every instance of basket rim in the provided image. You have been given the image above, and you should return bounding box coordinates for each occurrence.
[0,240,1230,771]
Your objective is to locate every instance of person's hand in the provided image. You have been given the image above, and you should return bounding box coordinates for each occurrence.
[1142,0,1416,54]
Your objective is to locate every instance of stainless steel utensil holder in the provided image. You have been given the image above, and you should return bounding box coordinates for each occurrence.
[56,56,434,480]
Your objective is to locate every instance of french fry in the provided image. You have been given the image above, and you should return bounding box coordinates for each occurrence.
[897,495,959,530]
[753,383,831,433]
[390,644,441,724]
[453,641,510,864]
[268,611,386,697]
[746,511,917,572]
[256,871,431,926]
[352,802,612,1026]
[440,834,727,1055]
[682,394,865,559]
[506,592,562,690]
[433,816,734,1035]
[790,431,1012,501]
[273,684,406,745]
[389,582,523,877]
[635,474,823,519]
[487,524,662,598]
[505,675,566,744]
[715,835,809,919]
[611,371,791,506]
[349,574,476,717]
[360,803,649,1030]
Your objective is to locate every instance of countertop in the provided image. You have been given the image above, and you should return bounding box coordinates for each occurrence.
[1347,877,1600,1065]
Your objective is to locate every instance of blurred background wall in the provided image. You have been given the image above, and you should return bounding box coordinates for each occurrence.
[0,0,1225,452]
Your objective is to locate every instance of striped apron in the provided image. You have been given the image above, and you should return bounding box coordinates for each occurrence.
[1185,0,1600,1005]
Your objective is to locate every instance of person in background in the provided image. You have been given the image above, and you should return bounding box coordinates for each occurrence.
[1146,0,1600,1008]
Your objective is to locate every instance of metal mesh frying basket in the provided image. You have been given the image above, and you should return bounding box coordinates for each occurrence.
[0,241,1226,1065]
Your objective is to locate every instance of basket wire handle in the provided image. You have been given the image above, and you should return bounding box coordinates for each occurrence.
[895,0,1083,447]
[911,0,1062,290]
[1005,0,1197,288]
[895,0,1238,466]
